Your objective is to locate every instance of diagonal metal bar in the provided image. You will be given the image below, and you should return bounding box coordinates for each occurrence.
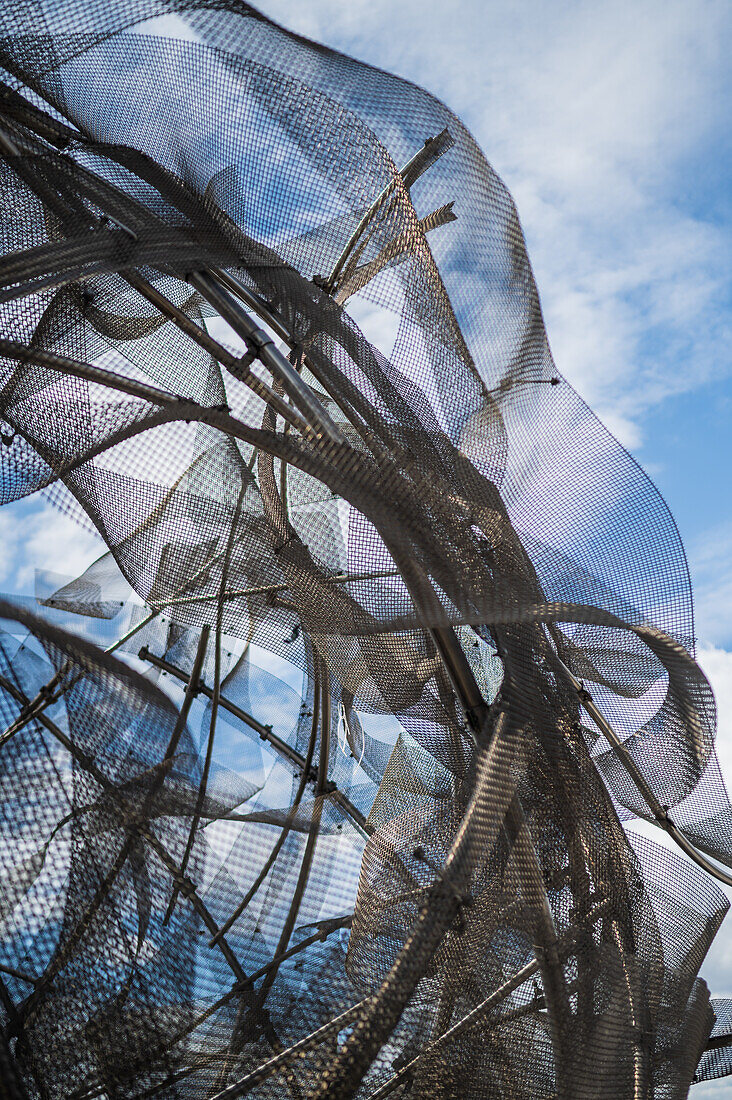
[188,270,344,447]
[137,648,313,776]
[320,128,454,295]
[161,567,400,610]
[334,202,457,305]
[0,963,35,985]
[0,336,191,408]
[366,894,611,1100]
[208,997,370,1100]
[0,657,251,997]
[142,831,250,988]
[136,646,371,837]
[16,626,210,1024]
[0,332,310,438]
[253,661,331,1004]
[210,658,322,947]
[554,653,732,888]
[163,482,247,924]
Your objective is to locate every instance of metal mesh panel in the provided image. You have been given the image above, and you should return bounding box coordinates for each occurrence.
[0,2,730,1097]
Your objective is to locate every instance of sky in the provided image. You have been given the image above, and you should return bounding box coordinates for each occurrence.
[1,0,731,1091]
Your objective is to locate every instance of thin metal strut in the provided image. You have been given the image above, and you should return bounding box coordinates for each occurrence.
[555,653,732,888]
[319,128,454,296]
[137,646,372,836]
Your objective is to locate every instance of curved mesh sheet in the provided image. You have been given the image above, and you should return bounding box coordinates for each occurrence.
[0,2,730,1097]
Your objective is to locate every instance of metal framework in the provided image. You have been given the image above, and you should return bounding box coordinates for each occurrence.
[0,3,731,1099]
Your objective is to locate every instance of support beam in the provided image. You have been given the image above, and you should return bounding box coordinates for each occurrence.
[554,653,732,889]
[367,895,610,1100]
[0,667,250,997]
[137,646,372,837]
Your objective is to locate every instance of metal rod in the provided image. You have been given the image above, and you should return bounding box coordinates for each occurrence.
[209,267,378,449]
[161,567,401,609]
[210,659,323,947]
[138,647,313,772]
[322,129,453,294]
[254,661,330,1004]
[366,895,611,1099]
[17,626,210,1023]
[555,653,732,889]
[137,646,371,837]
[143,831,250,988]
[1,97,336,450]
[163,483,246,925]
[189,271,344,446]
[208,997,370,1100]
[0,963,35,985]
[0,336,184,407]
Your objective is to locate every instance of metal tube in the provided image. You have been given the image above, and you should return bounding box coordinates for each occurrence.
[208,998,370,1100]
[322,129,453,294]
[189,271,344,446]
[210,657,323,947]
[253,661,330,1004]
[137,646,371,837]
[555,653,732,889]
[162,483,246,925]
[366,895,611,1100]
[161,567,400,609]
[0,337,182,407]
[16,625,210,1024]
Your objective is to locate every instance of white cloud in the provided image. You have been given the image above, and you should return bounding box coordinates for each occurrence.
[692,1081,732,1098]
[699,643,732,786]
[0,496,104,595]
[689,525,732,649]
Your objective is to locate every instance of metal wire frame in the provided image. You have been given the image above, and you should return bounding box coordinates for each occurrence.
[2,293,723,1095]
[1,72,726,1100]
[555,653,732,889]
[0,272,655,1100]
[0,650,306,1090]
[0,124,470,1065]
[319,127,454,296]
[67,917,351,1100]
[366,894,611,1100]
[0,723,254,1020]
[136,646,371,837]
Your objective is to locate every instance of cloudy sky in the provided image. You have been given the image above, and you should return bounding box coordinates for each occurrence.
[2,0,730,1090]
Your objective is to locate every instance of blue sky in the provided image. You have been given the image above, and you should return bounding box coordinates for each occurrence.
[1,0,730,1090]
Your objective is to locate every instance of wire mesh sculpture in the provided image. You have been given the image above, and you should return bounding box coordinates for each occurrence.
[0,2,731,1097]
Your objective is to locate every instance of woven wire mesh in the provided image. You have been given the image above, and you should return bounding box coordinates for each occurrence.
[0,2,730,1097]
